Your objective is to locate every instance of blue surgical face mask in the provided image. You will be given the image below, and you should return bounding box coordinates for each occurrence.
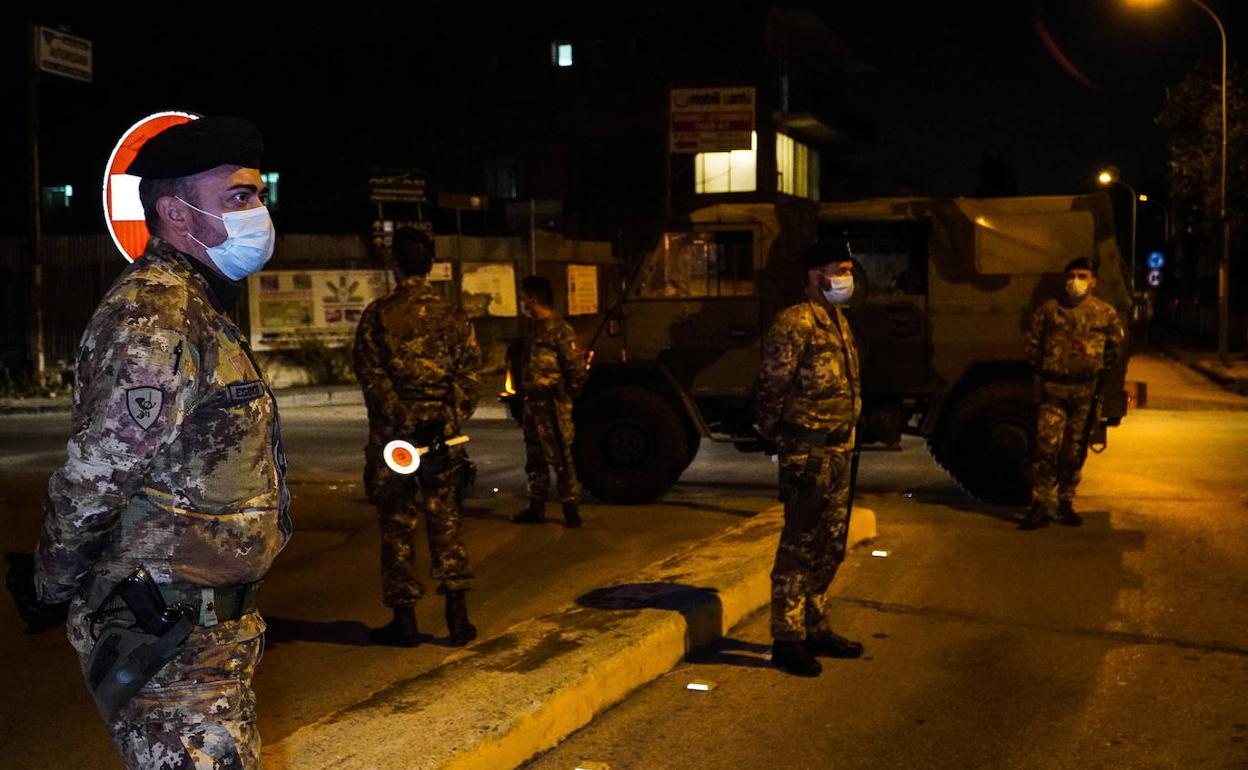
[822,274,854,304]
[178,197,276,280]
[1066,277,1090,300]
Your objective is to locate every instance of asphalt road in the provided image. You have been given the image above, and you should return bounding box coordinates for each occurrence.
[524,408,1248,770]
[7,398,1242,770]
[0,404,787,769]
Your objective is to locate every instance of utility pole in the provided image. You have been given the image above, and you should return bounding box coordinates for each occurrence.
[27,24,45,385]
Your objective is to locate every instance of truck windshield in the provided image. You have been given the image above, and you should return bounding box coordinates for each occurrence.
[636,229,754,298]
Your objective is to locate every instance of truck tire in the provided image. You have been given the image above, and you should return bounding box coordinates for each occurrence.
[928,380,1035,505]
[574,385,690,504]
[680,432,702,473]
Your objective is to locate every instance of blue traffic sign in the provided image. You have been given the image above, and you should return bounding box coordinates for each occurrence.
[1147,251,1165,270]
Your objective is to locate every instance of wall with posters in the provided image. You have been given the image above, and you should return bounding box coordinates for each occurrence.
[247,270,394,351]
[244,231,617,385]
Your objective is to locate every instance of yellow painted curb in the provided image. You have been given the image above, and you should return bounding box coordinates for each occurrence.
[265,501,877,770]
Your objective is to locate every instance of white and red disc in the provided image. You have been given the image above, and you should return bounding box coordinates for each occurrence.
[383,439,421,474]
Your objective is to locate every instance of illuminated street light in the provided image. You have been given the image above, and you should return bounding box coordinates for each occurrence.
[1098,166,1138,290]
[1139,193,1149,202]
[1125,0,1231,362]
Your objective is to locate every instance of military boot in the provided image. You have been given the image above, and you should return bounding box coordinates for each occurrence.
[806,630,864,659]
[771,640,822,677]
[510,501,546,524]
[369,606,420,647]
[445,590,478,645]
[1018,502,1050,531]
[1051,500,1083,527]
[562,502,582,528]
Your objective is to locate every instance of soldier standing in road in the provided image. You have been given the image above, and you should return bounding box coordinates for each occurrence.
[1019,257,1125,530]
[353,227,481,647]
[510,276,588,528]
[11,116,291,769]
[753,240,864,677]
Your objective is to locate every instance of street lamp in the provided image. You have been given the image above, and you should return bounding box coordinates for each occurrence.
[1098,166,1138,290]
[1125,0,1231,362]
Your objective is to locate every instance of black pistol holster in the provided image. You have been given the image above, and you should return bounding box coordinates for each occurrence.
[84,568,196,717]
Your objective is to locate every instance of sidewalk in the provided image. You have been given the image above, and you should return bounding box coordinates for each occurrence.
[0,384,510,420]
[1127,351,1248,412]
[1144,329,1248,396]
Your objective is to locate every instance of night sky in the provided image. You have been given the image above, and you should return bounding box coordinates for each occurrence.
[5,0,1246,234]
[832,0,1247,197]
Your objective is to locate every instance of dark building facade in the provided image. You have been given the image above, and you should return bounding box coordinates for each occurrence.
[4,4,872,378]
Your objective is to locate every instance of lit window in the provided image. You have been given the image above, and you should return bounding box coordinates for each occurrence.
[694,131,757,194]
[776,133,819,200]
[261,171,279,208]
[41,185,73,211]
[552,41,573,67]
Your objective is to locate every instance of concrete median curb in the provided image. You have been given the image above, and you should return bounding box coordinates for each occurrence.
[264,504,876,770]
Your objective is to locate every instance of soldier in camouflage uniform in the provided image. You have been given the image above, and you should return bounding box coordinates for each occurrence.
[753,241,864,677]
[20,117,290,769]
[353,227,481,647]
[1019,257,1125,530]
[510,276,588,528]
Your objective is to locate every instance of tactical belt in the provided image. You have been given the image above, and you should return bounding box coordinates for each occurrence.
[1039,370,1098,385]
[781,423,852,447]
[87,579,260,626]
[160,583,260,625]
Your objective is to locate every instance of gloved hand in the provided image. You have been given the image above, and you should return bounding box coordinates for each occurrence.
[5,552,70,633]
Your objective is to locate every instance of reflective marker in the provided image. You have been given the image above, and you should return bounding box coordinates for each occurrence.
[383,439,420,474]
[382,435,471,475]
[871,550,889,558]
[686,680,717,691]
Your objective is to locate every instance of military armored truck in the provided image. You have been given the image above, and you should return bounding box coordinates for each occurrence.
[533,194,1132,505]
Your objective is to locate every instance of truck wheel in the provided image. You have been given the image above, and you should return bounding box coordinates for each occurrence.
[574,386,690,504]
[680,432,702,473]
[929,380,1035,505]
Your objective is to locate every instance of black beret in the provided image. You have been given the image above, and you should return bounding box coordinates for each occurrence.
[126,116,263,179]
[1064,257,1095,275]
[800,240,854,270]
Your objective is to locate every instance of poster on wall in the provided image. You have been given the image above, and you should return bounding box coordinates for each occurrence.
[247,269,392,350]
[461,262,517,317]
[567,264,599,315]
[429,262,453,282]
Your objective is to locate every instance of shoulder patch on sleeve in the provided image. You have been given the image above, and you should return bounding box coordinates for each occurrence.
[126,387,165,431]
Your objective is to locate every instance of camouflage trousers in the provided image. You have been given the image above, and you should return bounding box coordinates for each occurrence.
[1031,382,1096,510]
[367,441,473,606]
[523,397,580,505]
[770,434,853,641]
[67,598,265,769]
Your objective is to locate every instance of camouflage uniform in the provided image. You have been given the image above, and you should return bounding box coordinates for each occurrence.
[35,237,291,769]
[1024,294,1125,511]
[754,299,861,642]
[353,275,480,607]
[520,315,587,505]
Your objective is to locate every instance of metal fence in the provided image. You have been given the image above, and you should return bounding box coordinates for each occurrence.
[0,236,127,379]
